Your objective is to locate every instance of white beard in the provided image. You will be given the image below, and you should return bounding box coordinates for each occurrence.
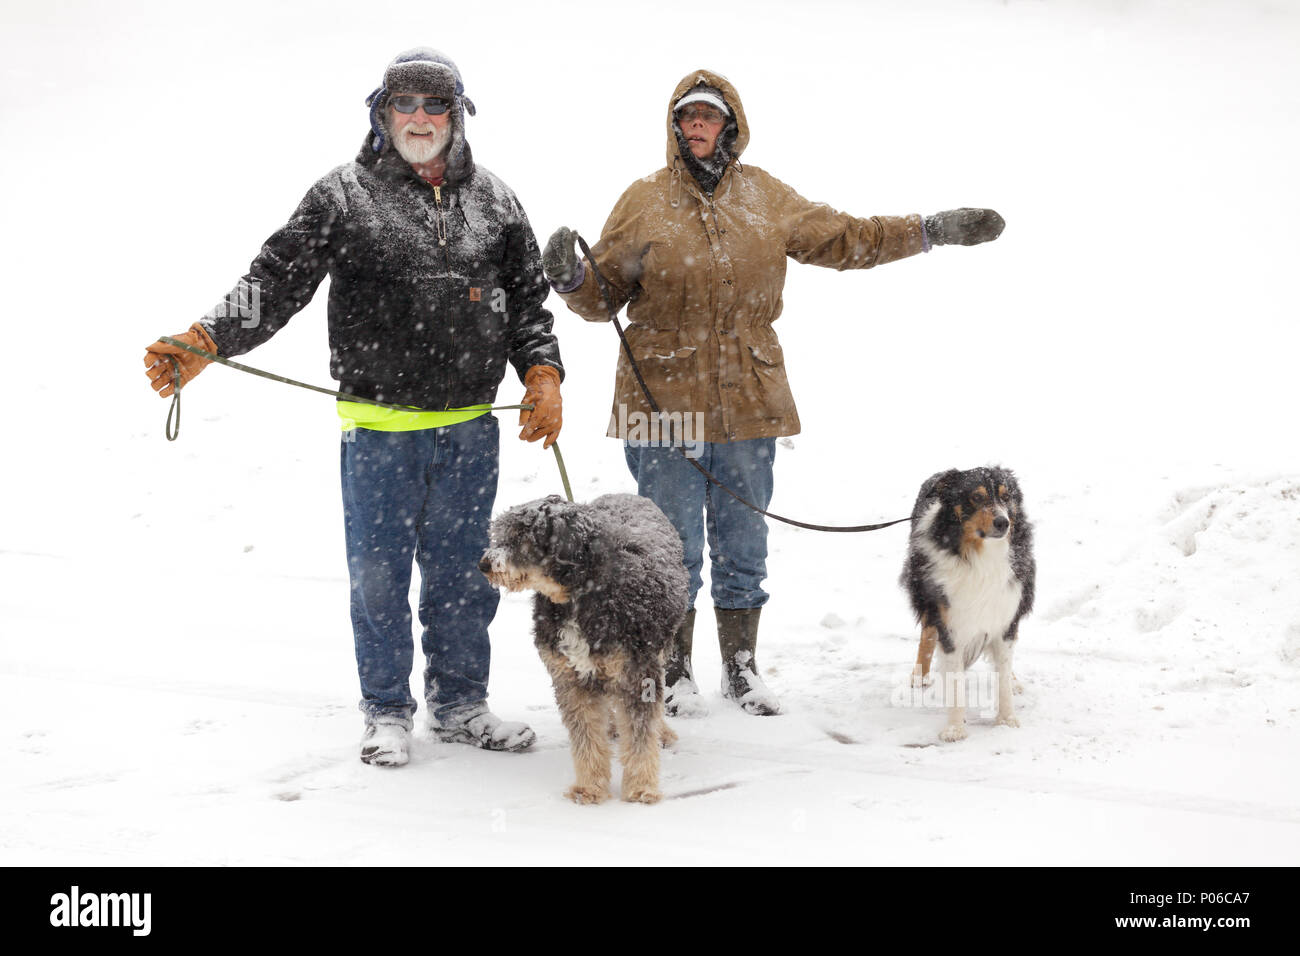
[392,121,452,165]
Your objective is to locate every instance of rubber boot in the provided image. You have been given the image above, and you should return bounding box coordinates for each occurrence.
[664,609,708,718]
[716,607,781,716]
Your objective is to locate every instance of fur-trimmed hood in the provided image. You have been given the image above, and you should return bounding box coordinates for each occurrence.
[665,69,749,176]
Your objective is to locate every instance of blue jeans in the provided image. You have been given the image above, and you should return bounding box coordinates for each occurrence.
[624,438,776,610]
[341,415,500,727]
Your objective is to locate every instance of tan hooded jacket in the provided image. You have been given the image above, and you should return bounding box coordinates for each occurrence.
[559,69,926,443]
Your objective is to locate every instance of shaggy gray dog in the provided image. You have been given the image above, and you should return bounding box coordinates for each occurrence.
[479,493,689,804]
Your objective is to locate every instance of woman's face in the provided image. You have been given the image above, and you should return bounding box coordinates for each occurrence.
[676,103,727,159]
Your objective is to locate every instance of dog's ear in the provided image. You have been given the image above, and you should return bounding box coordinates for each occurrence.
[548,509,595,575]
[918,469,960,506]
[990,466,1022,505]
[530,498,561,543]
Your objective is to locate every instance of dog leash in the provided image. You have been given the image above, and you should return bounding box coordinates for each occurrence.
[152,336,575,501]
[164,356,182,441]
[575,234,912,533]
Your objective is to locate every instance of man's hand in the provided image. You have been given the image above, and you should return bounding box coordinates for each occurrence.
[518,365,562,449]
[924,208,1005,247]
[144,323,219,397]
[542,227,578,287]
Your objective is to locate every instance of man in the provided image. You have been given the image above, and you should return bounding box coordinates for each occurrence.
[144,48,564,767]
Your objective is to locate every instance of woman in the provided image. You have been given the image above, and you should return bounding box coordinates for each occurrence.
[542,69,1003,717]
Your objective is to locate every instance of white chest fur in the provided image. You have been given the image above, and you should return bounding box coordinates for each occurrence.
[556,622,597,678]
[917,509,1023,661]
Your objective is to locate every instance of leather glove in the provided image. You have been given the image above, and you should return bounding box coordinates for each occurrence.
[541,226,578,287]
[144,323,218,397]
[519,365,563,449]
[924,208,1005,246]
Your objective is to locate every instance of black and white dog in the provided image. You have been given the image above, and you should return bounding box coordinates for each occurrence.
[900,467,1036,741]
[479,494,688,804]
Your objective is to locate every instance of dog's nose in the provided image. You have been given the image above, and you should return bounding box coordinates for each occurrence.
[992,515,1009,534]
[478,553,493,573]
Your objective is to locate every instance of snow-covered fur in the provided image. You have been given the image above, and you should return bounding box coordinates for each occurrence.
[900,467,1036,742]
[479,493,688,804]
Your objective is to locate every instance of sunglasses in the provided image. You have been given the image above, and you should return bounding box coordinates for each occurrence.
[390,95,451,115]
[677,105,725,125]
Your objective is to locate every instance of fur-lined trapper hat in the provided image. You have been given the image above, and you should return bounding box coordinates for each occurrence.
[361,47,477,181]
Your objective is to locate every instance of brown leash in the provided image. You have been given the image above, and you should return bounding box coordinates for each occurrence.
[575,234,912,533]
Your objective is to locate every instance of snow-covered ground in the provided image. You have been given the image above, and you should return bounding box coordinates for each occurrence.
[2,0,1297,865]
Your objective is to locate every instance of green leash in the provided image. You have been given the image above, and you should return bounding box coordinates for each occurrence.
[155,336,574,501]
[165,356,182,442]
[551,441,573,502]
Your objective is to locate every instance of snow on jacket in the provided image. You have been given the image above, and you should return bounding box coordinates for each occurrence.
[558,69,923,443]
[199,131,563,411]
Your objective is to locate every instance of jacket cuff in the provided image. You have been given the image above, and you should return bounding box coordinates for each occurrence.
[190,321,220,355]
[549,259,586,294]
[920,216,932,253]
[525,364,563,386]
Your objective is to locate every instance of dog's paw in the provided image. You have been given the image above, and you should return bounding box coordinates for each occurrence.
[996,713,1021,728]
[624,786,662,805]
[659,724,679,748]
[564,784,610,805]
[939,724,968,743]
[910,670,934,689]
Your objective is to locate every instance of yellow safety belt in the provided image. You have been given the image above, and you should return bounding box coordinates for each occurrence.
[337,401,491,432]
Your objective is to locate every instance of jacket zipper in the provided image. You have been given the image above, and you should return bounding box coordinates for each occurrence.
[433,184,453,409]
[433,185,448,247]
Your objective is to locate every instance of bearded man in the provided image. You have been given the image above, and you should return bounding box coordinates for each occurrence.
[144,48,564,767]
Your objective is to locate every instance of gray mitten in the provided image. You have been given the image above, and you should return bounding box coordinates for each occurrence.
[924,208,1005,246]
[542,226,578,286]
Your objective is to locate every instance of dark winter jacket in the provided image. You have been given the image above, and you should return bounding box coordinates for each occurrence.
[200,138,563,410]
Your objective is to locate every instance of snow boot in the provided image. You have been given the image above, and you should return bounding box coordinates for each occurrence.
[360,720,411,767]
[430,703,536,752]
[664,608,708,718]
[716,607,782,716]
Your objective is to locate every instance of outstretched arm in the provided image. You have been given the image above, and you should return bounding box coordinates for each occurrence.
[777,172,1004,268]
[775,172,926,270]
[196,177,340,356]
[144,176,339,396]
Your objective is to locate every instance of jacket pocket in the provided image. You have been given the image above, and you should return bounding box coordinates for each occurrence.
[745,341,796,418]
[747,341,784,367]
[617,331,698,413]
[627,330,695,370]
[639,340,697,388]
[453,276,508,386]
